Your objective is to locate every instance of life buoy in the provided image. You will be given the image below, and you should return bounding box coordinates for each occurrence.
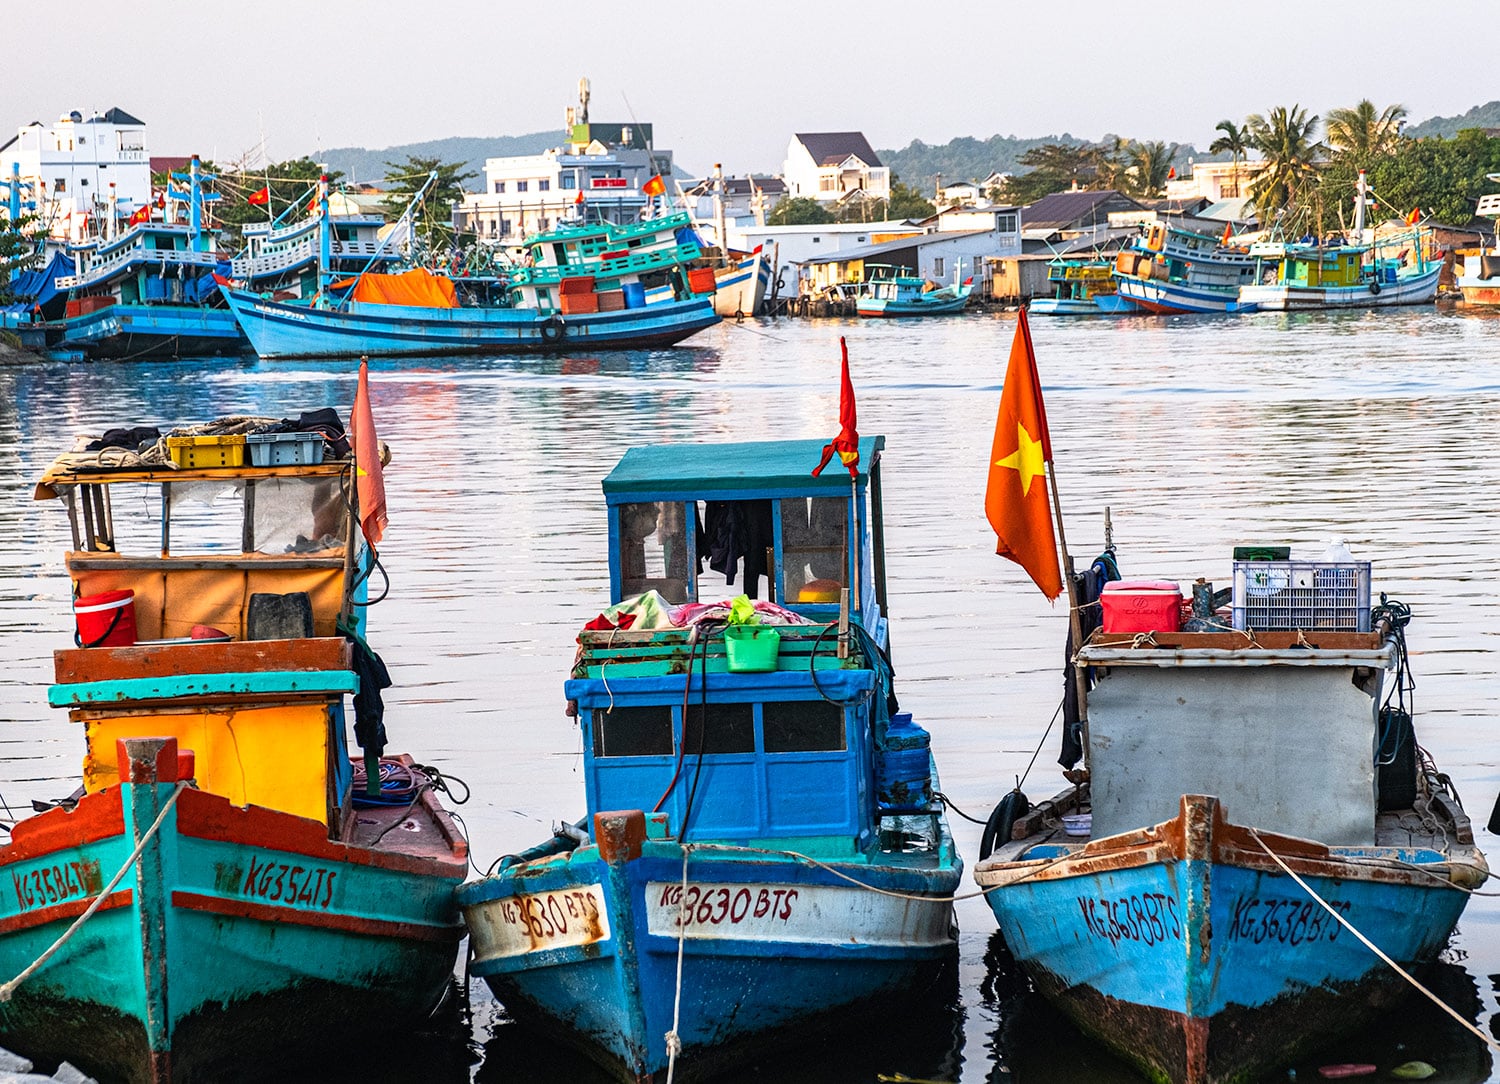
[539,316,566,343]
[1145,224,1166,253]
[1369,280,1382,296]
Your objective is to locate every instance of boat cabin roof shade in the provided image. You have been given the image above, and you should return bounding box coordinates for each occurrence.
[34,460,350,501]
[603,437,883,498]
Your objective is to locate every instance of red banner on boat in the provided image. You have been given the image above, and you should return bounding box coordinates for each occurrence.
[811,337,859,480]
[248,186,270,206]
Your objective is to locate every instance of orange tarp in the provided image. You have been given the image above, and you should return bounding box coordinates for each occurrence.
[347,267,457,308]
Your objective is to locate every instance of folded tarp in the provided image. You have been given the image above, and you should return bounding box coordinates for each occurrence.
[9,249,73,308]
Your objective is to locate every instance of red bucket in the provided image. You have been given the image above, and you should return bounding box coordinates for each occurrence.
[74,589,138,648]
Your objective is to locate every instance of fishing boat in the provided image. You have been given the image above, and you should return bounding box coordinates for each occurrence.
[1111,221,1257,314]
[458,430,962,1081]
[855,264,973,317]
[1029,258,1135,316]
[0,392,468,1082]
[974,556,1485,1084]
[1240,174,1440,310]
[1454,175,1500,307]
[222,183,719,359]
[645,244,773,317]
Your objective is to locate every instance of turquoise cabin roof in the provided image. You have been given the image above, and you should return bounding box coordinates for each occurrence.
[603,437,884,498]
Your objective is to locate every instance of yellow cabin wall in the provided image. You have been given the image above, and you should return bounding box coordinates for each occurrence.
[81,702,331,825]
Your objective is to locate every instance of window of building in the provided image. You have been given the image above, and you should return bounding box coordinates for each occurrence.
[499,218,512,236]
[516,180,528,192]
[53,178,66,193]
[996,213,1018,233]
[539,217,549,230]
[493,181,505,193]
[933,257,945,278]
[77,136,86,146]
[811,236,820,244]
[538,179,550,191]
[593,706,673,757]
[561,174,576,190]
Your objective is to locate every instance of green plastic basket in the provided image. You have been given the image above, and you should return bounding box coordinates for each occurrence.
[724,625,780,672]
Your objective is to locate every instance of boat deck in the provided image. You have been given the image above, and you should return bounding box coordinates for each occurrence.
[344,783,467,864]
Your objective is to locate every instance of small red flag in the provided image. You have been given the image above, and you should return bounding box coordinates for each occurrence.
[811,337,859,480]
[985,309,1061,600]
[247,185,270,206]
[1405,206,1420,226]
[1167,166,1176,180]
[1220,221,1233,245]
[350,358,388,546]
[642,174,666,198]
[127,205,150,226]
[574,189,585,205]
[154,191,165,209]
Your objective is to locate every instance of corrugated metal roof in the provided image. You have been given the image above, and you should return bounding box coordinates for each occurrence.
[1023,189,1141,229]
[604,437,884,494]
[799,230,991,266]
[794,132,883,168]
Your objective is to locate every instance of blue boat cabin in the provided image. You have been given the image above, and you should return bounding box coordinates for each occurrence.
[566,437,896,854]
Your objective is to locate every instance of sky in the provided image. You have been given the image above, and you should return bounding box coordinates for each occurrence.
[4,0,1491,178]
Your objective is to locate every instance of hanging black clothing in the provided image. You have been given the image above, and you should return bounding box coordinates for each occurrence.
[702,500,774,599]
[346,632,391,757]
[1059,554,1119,768]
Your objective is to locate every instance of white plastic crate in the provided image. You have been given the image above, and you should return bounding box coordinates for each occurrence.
[246,432,325,467]
[1232,560,1371,632]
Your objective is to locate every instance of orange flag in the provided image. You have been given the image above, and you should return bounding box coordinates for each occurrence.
[812,337,859,479]
[1220,221,1233,245]
[642,174,666,197]
[350,358,388,546]
[985,308,1062,600]
[1405,206,1420,226]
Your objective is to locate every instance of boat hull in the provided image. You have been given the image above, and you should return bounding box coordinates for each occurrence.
[221,288,719,359]
[975,794,1478,1084]
[1115,276,1255,314]
[60,304,245,359]
[461,828,960,1082]
[1240,266,1440,310]
[1030,295,1135,316]
[856,293,971,317]
[0,770,464,1083]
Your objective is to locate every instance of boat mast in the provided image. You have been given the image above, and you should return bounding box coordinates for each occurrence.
[317,173,331,307]
[106,182,117,242]
[714,162,727,265]
[1353,169,1367,238]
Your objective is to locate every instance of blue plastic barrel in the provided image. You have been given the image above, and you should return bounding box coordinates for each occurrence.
[622,282,646,309]
[876,712,933,812]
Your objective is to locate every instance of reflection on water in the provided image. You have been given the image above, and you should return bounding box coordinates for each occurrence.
[2,308,1500,1080]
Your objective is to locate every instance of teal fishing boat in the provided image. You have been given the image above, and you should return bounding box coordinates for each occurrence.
[0,390,467,1082]
[1029,258,1135,315]
[855,264,973,317]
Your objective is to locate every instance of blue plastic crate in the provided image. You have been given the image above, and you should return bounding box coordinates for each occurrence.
[246,432,325,467]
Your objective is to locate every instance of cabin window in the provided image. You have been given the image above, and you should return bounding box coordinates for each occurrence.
[780,497,848,604]
[682,702,755,754]
[247,476,348,554]
[593,706,674,757]
[619,501,691,602]
[763,701,845,753]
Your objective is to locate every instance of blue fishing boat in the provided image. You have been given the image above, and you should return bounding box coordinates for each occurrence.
[975,557,1485,1083]
[0,400,468,1082]
[855,264,973,317]
[1112,221,1258,313]
[222,184,719,359]
[459,435,962,1081]
[1029,258,1136,316]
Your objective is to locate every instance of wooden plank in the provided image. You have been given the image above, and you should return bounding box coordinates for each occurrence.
[54,637,351,685]
[49,670,357,708]
[1085,629,1382,651]
[65,555,345,572]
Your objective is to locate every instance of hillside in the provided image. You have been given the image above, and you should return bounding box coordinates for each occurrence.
[315,132,560,186]
[1407,101,1500,139]
[880,134,1203,194]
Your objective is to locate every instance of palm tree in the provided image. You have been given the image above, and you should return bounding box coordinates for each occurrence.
[1325,99,1407,165]
[1208,120,1249,198]
[1245,105,1323,222]
[1124,140,1179,198]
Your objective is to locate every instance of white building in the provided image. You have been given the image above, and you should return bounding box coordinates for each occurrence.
[1164,159,1269,202]
[0,107,151,241]
[454,119,673,246]
[782,133,891,206]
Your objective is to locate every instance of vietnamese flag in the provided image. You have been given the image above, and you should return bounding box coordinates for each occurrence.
[642,174,666,197]
[127,204,150,226]
[985,308,1062,600]
[247,185,270,206]
[350,357,388,546]
[811,337,859,480]
[1220,221,1233,245]
[574,189,585,205]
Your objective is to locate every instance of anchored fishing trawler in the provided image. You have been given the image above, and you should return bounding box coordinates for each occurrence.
[0,374,467,1082]
[1029,258,1134,316]
[1112,221,1257,314]
[459,350,960,1081]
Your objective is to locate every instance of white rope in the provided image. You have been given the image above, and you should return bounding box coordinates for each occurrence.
[0,781,187,1002]
[664,843,691,1081]
[1249,829,1500,1055]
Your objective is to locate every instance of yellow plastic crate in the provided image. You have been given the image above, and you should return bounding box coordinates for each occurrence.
[166,434,247,469]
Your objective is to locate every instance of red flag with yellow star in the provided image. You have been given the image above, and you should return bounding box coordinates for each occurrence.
[812,337,859,479]
[985,308,1061,599]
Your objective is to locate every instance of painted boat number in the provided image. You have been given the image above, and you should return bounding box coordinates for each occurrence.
[497,887,604,940]
[240,854,337,910]
[656,884,796,927]
[1226,896,1350,946]
[12,860,104,912]
[471,884,612,958]
[1077,892,1181,947]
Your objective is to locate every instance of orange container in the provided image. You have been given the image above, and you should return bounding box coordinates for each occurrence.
[596,289,626,312]
[559,291,600,315]
[687,268,717,295]
[559,276,596,295]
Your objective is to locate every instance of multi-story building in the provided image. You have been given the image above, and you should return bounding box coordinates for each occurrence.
[0,108,151,241]
[781,133,891,206]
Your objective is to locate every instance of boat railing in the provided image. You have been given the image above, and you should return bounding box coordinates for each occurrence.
[57,244,220,290]
[232,238,394,279]
[512,241,701,286]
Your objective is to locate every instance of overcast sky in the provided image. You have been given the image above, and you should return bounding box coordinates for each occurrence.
[5,0,1489,177]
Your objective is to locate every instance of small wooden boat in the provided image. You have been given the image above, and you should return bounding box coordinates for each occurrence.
[1112,221,1258,314]
[1029,258,1135,316]
[976,584,1485,1083]
[856,265,973,317]
[0,413,467,1082]
[459,437,962,1082]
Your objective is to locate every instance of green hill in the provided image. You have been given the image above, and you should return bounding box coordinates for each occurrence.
[314,132,561,187]
[880,134,1202,195]
[1407,101,1500,139]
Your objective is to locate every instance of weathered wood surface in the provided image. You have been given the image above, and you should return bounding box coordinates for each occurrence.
[54,637,351,685]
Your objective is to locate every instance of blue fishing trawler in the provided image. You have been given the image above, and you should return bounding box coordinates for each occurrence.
[222,189,720,358]
[855,264,972,317]
[1112,221,1258,313]
[975,556,1485,1083]
[459,436,961,1081]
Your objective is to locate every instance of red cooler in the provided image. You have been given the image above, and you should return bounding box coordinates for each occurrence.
[1101,580,1182,634]
[73,589,138,648]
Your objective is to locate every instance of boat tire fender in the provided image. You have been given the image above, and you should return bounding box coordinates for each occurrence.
[1369,280,1382,295]
[979,790,1031,861]
[540,316,566,343]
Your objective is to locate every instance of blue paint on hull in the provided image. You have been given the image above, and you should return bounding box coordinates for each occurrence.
[1115,276,1256,314]
[222,288,720,359]
[60,304,245,359]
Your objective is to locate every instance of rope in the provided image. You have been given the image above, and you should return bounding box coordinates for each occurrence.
[0,781,187,1002]
[1248,829,1500,1056]
[664,843,691,1082]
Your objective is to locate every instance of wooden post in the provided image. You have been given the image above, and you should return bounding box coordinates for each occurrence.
[837,588,850,660]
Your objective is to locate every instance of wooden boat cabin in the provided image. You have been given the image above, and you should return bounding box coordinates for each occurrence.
[36,449,368,833]
[567,437,939,854]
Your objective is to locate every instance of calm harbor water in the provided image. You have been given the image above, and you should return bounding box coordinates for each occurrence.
[2,307,1499,1082]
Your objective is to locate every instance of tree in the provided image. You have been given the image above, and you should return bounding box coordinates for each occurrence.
[0,213,39,306]
[211,157,343,244]
[996,142,1094,203]
[768,197,833,225]
[1325,99,1407,167]
[1209,120,1250,198]
[1124,140,1179,198]
[884,180,936,220]
[381,155,477,253]
[1245,105,1324,223]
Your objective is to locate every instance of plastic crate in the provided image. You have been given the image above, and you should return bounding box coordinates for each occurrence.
[246,432,325,467]
[166,434,246,469]
[1232,560,1371,631]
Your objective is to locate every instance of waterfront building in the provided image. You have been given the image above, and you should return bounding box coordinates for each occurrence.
[782,132,891,205]
[1164,158,1270,202]
[683,174,788,228]
[0,108,151,241]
